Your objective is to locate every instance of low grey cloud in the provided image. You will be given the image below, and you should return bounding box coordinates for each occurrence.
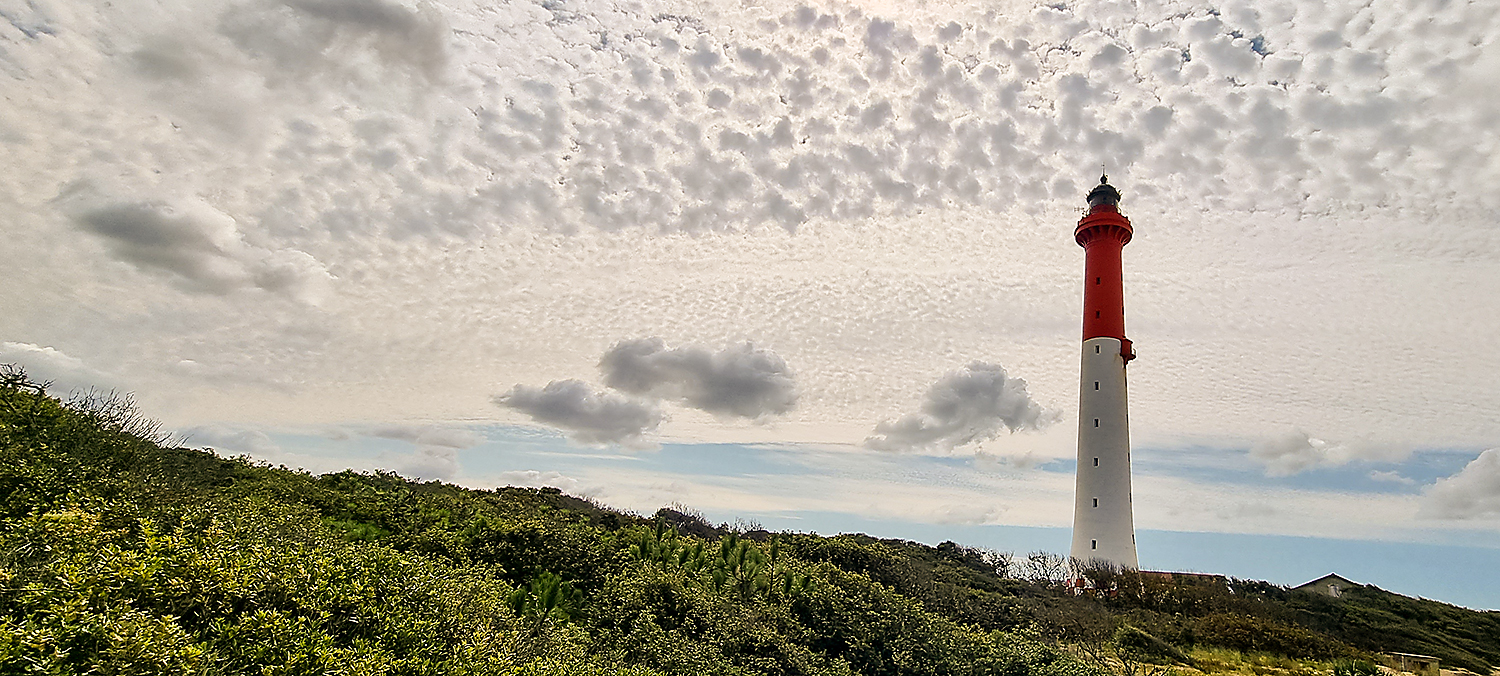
[974,448,1043,472]
[221,0,450,82]
[391,445,459,482]
[368,423,479,481]
[184,424,281,457]
[491,469,596,498]
[865,362,1054,453]
[369,424,481,449]
[1249,431,1410,477]
[64,189,333,303]
[927,503,1005,526]
[1420,449,1500,520]
[600,337,798,419]
[495,379,663,447]
[1250,431,1344,476]
[0,342,122,396]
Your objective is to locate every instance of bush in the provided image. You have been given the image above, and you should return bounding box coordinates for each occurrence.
[1114,625,1192,665]
[0,371,1116,675]
[1332,659,1380,676]
[1190,613,1349,659]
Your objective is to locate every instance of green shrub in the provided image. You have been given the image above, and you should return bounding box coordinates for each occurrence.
[1190,613,1349,659]
[1332,659,1380,676]
[1114,624,1192,665]
[0,371,1123,675]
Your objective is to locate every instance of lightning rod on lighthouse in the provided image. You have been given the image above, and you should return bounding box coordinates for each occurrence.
[1070,173,1139,569]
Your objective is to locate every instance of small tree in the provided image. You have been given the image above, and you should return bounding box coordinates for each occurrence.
[1024,550,1070,586]
[985,549,1017,578]
[1072,557,1123,597]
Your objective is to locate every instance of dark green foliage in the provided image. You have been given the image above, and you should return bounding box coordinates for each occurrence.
[788,534,1035,634]
[1185,613,1347,659]
[509,571,582,635]
[1331,659,1379,676]
[2,367,1496,675]
[0,370,1097,675]
[1284,583,1500,672]
[1112,625,1191,665]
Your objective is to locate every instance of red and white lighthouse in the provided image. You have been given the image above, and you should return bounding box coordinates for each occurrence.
[1070,174,1139,568]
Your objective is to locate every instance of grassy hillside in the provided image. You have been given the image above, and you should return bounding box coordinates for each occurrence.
[1,367,1496,675]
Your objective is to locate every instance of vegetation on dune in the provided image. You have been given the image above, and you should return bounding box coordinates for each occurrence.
[1,366,1496,675]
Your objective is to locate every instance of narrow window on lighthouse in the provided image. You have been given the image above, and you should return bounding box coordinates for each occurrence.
[1092,498,1098,508]
[1093,458,1098,466]
[1096,277,1101,285]
[1095,310,1101,318]
[1095,346,1100,354]
[1094,381,1099,390]
[1094,418,1099,427]
[1091,540,1097,550]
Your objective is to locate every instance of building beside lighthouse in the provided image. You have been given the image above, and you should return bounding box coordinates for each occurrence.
[1070,174,1139,569]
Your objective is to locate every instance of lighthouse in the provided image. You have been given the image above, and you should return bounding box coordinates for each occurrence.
[1069,174,1139,569]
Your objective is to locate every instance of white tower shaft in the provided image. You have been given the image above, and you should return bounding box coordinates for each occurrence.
[1070,337,1138,567]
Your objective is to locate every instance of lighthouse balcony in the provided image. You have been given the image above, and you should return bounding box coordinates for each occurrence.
[1074,211,1133,246]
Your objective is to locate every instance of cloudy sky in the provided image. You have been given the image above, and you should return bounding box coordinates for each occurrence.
[4,0,1499,607]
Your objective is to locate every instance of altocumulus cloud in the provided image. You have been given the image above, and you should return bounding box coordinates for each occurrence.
[1421,449,1500,520]
[22,0,1490,245]
[600,338,798,419]
[865,362,1054,453]
[495,380,663,448]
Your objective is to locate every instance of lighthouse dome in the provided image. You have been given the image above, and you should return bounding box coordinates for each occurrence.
[1087,174,1121,208]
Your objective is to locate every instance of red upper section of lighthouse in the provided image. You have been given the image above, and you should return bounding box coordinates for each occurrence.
[1076,175,1135,363]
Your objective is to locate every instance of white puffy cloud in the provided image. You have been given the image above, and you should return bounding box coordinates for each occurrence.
[600,337,797,419]
[1370,470,1415,486]
[495,379,663,447]
[865,362,1054,453]
[1421,450,1500,520]
[0,342,122,396]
